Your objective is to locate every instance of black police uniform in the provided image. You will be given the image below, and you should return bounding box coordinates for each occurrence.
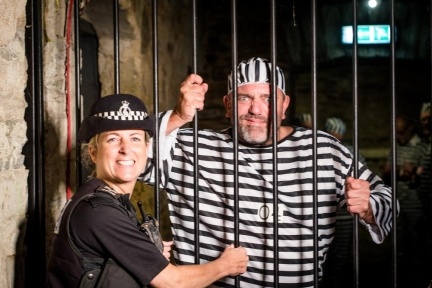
[47,178,168,287]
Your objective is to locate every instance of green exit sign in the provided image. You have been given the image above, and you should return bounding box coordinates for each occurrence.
[342,25,393,44]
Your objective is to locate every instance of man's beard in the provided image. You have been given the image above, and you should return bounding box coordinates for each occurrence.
[237,115,271,145]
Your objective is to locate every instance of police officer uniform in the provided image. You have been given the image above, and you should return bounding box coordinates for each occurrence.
[47,94,168,287]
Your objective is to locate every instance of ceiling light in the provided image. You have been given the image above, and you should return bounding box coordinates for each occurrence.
[368,0,378,8]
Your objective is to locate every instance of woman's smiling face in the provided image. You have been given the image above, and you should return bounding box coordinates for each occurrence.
[90,129,148,192]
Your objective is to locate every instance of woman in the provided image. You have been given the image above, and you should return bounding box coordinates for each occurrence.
[47,94,248,288]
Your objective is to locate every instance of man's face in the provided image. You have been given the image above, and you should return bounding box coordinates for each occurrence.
[395,117,414,145]
[223,83,289,145]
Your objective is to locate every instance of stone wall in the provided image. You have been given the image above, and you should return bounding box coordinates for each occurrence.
[0,0,29,287]
[43,0,72,262]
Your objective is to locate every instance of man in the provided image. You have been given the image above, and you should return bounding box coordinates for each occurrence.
[382,115,422,211]
[382,114,426,287]
[415,102,431,287]
[142,57,396,287]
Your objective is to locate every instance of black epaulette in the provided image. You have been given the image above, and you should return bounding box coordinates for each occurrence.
[86,192,121,208]
[91,189,140,224]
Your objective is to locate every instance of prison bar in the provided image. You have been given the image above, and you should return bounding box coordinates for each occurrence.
[229,1,241,286]
[24,0,46,285]
[152,0,162,222]
[351,0,360,287]
[390,0,398,286]
[310,1,321,285]
[269,0,281,285]
[113,0,120,94]
[191,0,201,264]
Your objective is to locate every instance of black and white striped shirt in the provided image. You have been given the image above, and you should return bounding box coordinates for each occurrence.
[141,110,395,287]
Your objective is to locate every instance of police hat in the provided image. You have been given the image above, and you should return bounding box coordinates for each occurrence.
[77,94,155,143]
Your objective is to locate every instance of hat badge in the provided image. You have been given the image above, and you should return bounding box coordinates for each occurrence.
[119,100,132,117]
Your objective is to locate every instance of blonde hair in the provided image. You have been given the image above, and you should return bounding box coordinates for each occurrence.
[80,131,151,178]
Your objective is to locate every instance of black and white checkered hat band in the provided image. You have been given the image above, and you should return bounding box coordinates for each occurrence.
[77,94,156,142]
[95,111,149,121]
[227,57,285,94]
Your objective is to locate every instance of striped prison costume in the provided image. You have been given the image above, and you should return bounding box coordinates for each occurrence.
[141,110,396,288]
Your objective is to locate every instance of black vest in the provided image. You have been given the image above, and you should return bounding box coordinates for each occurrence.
[46,178,141,288]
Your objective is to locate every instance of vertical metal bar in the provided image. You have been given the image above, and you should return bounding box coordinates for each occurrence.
[113,0,120,93]
[270,0,279,285]
[152,0,161,223]
[390,0,398,287]
[191,0,198,74]
[24,0,46,286]
[310,0,319,286]
[351,1,360,287]
[191,0,200,264]
[74,0,82,187]
[230,0,240,286]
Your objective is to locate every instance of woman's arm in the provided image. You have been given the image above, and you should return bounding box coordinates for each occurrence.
[150,244,248,288]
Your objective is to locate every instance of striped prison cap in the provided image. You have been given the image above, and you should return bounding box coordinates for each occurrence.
[227,57,286,94]
[78,94,155,143]
[295,113,312,126]
[325,117,347,135]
